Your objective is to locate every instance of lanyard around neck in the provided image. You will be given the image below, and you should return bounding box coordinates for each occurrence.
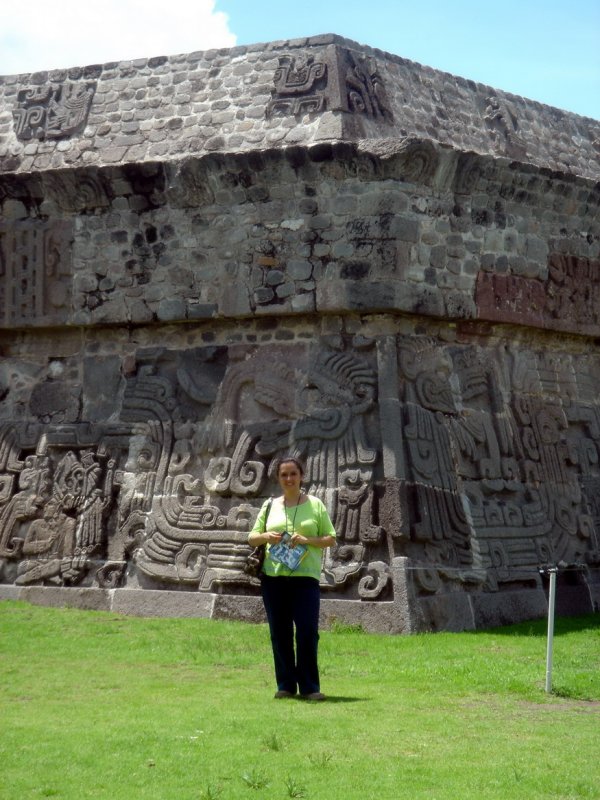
[284,499,300,535]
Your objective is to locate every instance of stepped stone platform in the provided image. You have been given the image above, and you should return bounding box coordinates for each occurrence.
[0,34,599,631]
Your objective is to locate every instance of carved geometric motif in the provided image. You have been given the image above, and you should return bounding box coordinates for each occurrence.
[340,49,393,120]
[266,46,392,121]
[267,54,328,117]
[393,333,600,594]
[0,221,73,327]
[475,253,600,336]
[121,342,388,599]
[12,82,96,140]
[475,272,547,328]
[546,253,600,330]
[483,94,527,159]
[2,331,599,606]
[0,428,118,587]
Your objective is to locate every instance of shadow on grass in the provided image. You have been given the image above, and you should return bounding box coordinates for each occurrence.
[481,613,600,638]
[289,696,367,704]
[320,695,367,704]
[273,695,367,704]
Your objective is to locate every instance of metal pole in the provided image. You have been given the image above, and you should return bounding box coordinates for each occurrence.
[545,567,557,693]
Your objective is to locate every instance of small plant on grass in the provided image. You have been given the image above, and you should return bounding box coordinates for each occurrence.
[262,731,284,751]
[329,618,365,634]
[284,775,306,798]
[308,752,332,767]
[198,782,222,800]
[241,768,270,789]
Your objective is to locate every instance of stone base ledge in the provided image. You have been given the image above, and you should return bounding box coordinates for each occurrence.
[1,576,596,633]
[0,583,402,631]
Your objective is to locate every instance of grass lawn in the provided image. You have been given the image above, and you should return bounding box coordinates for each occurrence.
[0,600,598,800]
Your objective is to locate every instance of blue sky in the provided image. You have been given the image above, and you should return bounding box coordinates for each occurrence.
[1,0,598,119]
[217,0,599,119]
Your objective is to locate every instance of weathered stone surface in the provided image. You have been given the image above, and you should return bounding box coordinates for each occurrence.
[0,35,598,633]
[1,36,598,181]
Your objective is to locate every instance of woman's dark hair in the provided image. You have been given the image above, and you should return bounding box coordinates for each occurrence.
[275,455,305,477]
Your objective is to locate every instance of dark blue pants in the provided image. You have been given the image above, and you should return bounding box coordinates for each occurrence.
[260,575,321,695]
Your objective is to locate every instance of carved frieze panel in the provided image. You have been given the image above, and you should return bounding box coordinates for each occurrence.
[475,253,600,336]
[267,54,328,117]
[124,342,388,598]
[546,253,600,331]
[42,170,111,212]
[1,333,599,606]
[483,94,527,159]
[476,272,546,328]
[12,82,96,141]
[391,334,600,596]
[0,220,72,327]
[338,48,393,120]
[15,448,115,586]
[392,139,439,185]
[0,422,120,587]
[266,45,392,122]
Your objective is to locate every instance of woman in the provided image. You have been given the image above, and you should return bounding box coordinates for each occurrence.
[248,456,336,701]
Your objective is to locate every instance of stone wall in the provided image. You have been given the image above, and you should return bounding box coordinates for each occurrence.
[0,36,599,631]
[1,34,599,179]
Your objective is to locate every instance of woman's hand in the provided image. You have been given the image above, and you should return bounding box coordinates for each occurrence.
[248,530,282,547]
[291,534,336,549]
[290,533,308,548]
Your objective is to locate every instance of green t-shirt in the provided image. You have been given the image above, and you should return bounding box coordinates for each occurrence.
[250,495,336,580]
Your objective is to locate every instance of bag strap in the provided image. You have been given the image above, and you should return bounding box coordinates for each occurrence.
[262,497,273,532]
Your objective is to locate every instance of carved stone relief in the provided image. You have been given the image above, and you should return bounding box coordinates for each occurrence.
[483,95,527,159]
[392,334,600,598]
[267,46,392,121]
[0,221,73,326]
[0,340,389,599]
[267,54,328,116]
[120,341,387,598]
[12,82,96,141]
[1,333,599,613]
[0,423,118,588]
[475,253,600,336]
[339,49,392,120]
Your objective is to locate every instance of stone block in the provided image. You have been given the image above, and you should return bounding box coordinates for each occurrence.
[389,215,419,243]
[287,259,313,280]
[2,200,28,219]
[410,591,476,633]
[111,589,214,618]
[316,280,445,317]
[187,302,217,319]
[470,589,548,629]
[220,284,252,315]
[254,287,275,304]
[430,245,447,269]
[275,281,295,299]
[19,587,112,612]
[157,298,186,321]
[0,585,21,602]
[525,235,548,263]
[82,356,123,421]
[291,292,316,312]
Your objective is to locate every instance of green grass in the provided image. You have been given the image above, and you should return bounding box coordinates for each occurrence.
[0,600,599,800]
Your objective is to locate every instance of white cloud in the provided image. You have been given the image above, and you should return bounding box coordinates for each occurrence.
[0,0,237,75]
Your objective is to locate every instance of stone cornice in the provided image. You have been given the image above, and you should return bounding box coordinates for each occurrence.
[0,35,598,180]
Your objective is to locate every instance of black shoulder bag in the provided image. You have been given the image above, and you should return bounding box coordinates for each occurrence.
[243,497,273,578]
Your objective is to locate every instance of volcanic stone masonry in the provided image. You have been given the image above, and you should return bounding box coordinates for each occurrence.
[0,34,599,631]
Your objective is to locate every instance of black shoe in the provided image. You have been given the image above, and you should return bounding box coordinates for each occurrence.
[274,690,295,699]
[300,692,326,701]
